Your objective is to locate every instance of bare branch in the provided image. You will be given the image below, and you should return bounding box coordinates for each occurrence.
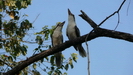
[98,0,126,26]
[32,14,40,24]
[114,13,120,30]
[3,27,133,75]
[126,0,131,16]
[79,10,98,29]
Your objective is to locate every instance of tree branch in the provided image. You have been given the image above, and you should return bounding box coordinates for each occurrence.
[3,26,133,75]
[95,28,133,42]
[98,0,126,26]
[79,10,98,29]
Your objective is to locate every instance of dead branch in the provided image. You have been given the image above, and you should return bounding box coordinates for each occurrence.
[79,10,98,29]
[3,26,133,75]
[98,0,126,26]
[126,0,131,16]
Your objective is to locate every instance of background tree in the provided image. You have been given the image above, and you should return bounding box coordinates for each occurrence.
[0,0,133,75]
[0,0,78,75]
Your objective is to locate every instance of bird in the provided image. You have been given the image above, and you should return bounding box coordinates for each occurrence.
[66,9,86,57]
[51,21,65,67]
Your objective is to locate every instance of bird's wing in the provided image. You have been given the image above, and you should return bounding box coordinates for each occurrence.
[66,28,69,38]
[75,25,80,37]
[61,34,63,43]
[73,25,81,51]
[51,33,54,46]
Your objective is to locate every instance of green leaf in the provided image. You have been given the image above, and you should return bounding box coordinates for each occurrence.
[54,69,62,75]
[63,72,68,75]
[20,46,27,56]
[70,63,74,69]
[68,58,74,69]
[34,48,38,50]
[71,53,78,63]
[45,57,49,61]
[32,63,37,69]
[40,58,44,63]
[0,43,2,48]
[8,56,13,62]
[15,1,21,10]
[32,70,40,75]
[48,71,53,75]
[50,56,55,66]
[64,64,69,71]
[51,66,55,71]
[35,35,43,45]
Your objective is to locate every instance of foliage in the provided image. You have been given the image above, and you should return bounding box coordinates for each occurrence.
[0,0,78,75]
[0,0,33,74]
[34,24,78,75]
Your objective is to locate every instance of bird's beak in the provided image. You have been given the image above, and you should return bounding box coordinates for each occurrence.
[68,9,73,15]
[61,21,65,26]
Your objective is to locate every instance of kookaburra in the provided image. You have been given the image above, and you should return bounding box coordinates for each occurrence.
[51,21,65,67]
[66,9,86,57]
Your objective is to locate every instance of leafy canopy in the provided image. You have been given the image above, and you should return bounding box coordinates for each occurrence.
[0,0,78,75]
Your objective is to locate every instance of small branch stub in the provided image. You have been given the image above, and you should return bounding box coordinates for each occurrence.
[79,10,98,29]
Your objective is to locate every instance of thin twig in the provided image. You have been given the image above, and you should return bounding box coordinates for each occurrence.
[0,59,13,68]
[98,0,126,26]
[126,0,131,16]
[1,37,36,44]
[85,34,91,75]
[79,11,97,75]
[114,13,120,30]
[32,14,40,24]
[84,30,94,75]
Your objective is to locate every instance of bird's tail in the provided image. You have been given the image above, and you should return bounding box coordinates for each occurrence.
[77,44,86,57]
[55,52,62,67]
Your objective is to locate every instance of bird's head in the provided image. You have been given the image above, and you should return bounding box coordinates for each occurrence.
[57,21,65,27]
[68,9,74,16]
[54,21,65,31]
[68,9,75,22]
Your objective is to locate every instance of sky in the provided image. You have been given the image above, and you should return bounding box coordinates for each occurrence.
[19,0,133,75]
